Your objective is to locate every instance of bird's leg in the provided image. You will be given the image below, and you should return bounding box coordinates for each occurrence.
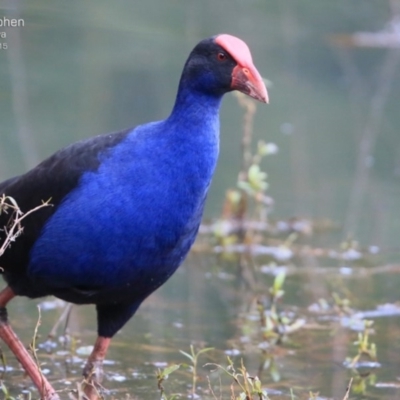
[83,336,111,381]
[82,336,111,399]
[0,286,60,400]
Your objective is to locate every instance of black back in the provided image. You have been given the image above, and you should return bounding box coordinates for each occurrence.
[0,129,130,283]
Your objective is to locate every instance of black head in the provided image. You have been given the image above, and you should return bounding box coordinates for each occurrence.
[180,34,268,102]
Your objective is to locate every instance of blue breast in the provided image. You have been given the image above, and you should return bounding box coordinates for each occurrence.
[27,96,220,303]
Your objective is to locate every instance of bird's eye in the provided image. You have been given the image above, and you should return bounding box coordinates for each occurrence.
[217,52,227,61]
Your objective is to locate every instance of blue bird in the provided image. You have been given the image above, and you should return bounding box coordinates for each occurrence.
[0,34,268,399]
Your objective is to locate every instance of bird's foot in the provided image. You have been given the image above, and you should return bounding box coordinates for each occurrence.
[82,359,107,400]
[81,377,107,400]
[81,336,111,399]
[83,359,105,384]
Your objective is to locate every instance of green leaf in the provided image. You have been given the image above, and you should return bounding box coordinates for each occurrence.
[248,164,268,191]
[237,180,255,195]
[273,270,286,292]
[253,376,262,392]
[160,364,180,379]
[195,347,214,356]
[179,350,194,362]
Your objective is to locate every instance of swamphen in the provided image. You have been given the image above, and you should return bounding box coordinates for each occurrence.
[0,34,268,399]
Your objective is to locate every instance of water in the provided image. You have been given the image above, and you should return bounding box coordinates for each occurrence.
[1,1,400,399]
[4,252,400,399]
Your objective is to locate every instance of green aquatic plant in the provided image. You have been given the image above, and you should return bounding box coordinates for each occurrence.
[351,372,376,395]
[206,356,270,400]
[258,271,305,345]
[180,345,214,398]
[156,364,181,400]
[332,292,353,316]
[0,381,17,400]
[348,319,377,368]
[210,92,276,250]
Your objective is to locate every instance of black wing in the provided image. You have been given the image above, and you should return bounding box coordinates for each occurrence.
[0,128,131,278]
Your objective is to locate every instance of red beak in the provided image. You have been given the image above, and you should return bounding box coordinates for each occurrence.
[214,34,269,103]
[231,64,269,103]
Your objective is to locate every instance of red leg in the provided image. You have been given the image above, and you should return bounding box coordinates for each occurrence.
[83,336,111,380]
[82,336,111,399]
[0,287,59,400]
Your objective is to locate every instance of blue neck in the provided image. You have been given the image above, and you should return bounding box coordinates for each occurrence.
[167,80,223,130]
